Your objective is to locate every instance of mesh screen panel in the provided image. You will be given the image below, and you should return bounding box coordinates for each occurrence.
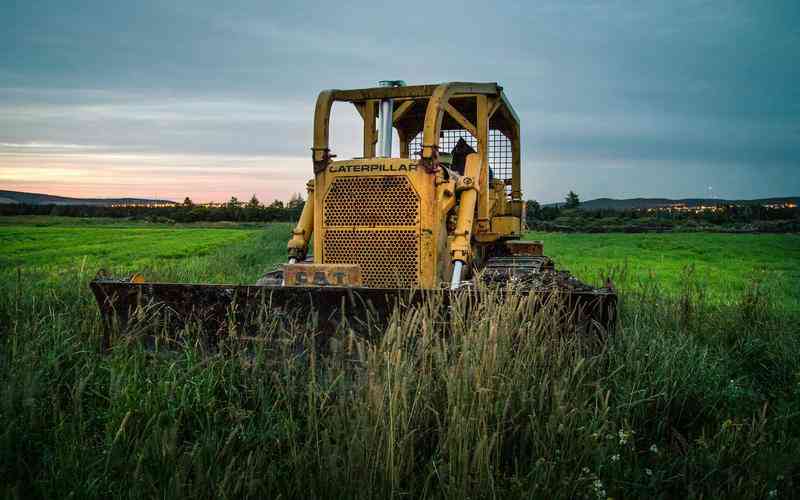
[323,230,419,288]
[408,129,512,192]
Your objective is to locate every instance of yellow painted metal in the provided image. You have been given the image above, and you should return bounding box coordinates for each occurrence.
[491,216,521,237]
[505,240,543,256]
[450,153,481,263]
[441,101,477,139]
[392,100,414,124]
[356,100,377,158]
[283,263,362,287]
[475,94,491,233]
[312,157,451,288]
[488,97,502,120]
[301,82,525,288]
[397,129,410,158]
[420,83,457,165]
[312,90,335,170]
[333,83,499,102]
[311,82,519,175]
[287,179,315,259]
[510,118,522,214]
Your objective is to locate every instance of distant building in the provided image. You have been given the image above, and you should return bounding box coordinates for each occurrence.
[763,202,796,209]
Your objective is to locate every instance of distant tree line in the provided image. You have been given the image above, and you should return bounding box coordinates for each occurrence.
[2,189,797,232]
[527,203,799,224]
[0,193,306,223]
[525,192,800,232]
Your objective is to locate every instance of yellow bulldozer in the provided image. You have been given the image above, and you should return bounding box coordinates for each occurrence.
[91,81,615,345]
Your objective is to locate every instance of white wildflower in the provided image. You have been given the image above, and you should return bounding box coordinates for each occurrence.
[645,468,653,476]
[592,479,606,500]
[768,489,777,498]
[618,429,633,445]
[649,444,659,454]
[610,454,620,463]
[582,466,590,474]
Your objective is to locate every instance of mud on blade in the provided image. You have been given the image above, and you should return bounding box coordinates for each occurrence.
[90,274,616,349]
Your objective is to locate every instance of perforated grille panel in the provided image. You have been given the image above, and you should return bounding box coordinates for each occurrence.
[324,176,420,227]
[409,129,513,194]
[323,230,419,288]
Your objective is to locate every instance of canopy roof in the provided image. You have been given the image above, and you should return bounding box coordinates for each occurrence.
[312,82,520,177]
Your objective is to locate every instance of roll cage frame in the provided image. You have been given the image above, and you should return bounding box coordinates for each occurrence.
[311,82,522,203]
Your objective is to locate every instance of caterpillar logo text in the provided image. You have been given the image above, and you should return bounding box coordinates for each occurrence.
[328,163,418,173]
[282,263,363,287]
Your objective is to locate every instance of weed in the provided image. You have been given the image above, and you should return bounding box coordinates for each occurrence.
[1,222,799,498]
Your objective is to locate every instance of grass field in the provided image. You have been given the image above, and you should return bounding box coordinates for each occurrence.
[0,216,291,283]
[3,217,797,306]
[1,217,799,499]
[527,231,800,309]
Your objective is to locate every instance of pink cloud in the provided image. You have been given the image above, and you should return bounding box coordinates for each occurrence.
[0,150,312,203]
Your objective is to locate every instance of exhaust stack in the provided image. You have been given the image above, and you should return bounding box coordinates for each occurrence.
[377,80,405,157]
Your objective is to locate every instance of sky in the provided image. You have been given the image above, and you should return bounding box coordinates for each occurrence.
[1,0,798,204]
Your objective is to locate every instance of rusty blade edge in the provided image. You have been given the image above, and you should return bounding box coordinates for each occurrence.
[89,279,617,343]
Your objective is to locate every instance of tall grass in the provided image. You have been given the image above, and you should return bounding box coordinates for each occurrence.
[1,246,799,498]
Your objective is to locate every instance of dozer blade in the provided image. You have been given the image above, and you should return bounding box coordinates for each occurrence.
[90,273,617,350]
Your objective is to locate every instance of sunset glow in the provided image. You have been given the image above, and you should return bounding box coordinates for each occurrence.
[0,148,311,202]
[1,2,798,202]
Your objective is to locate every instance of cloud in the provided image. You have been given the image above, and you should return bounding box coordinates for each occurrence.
[0,142,105,150]
[0,150,312,202]
[0,96,311,124]
[1,0,798,201]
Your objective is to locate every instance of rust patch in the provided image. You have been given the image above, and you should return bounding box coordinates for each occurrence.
[283,263,362,287]
[505,240,543,256]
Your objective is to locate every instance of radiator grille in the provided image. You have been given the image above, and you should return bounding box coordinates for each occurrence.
[323,230,419,288]
[324,176,419,227]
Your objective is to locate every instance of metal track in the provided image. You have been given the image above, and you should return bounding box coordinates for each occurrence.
[479,256,604,294]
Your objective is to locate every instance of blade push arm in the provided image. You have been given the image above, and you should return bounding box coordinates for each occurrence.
[287,180,315,262]
[450,153,481,288]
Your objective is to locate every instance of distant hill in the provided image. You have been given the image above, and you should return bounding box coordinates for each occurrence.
[545,197,798,210]
[0,190,175,206]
